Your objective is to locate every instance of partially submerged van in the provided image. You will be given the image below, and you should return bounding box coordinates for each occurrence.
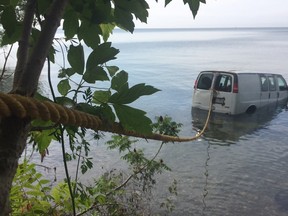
[192,70,288,115]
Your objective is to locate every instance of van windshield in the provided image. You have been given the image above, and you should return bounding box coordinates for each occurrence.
[214,74,232,92]
[197,74,213,90]
[277,76,288,91]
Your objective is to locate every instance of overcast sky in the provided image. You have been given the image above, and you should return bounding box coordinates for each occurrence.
[135,0,288,28]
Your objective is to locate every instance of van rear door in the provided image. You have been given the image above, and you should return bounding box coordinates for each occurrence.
[212,73,234,113]
[193,72,213,110]
[193,72,235,114]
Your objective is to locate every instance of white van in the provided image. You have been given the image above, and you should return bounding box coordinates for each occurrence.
[192,70,288,115]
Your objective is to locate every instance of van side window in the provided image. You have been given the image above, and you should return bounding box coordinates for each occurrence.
[277,76,288,91]
[214,75,232,92]
[268,76,276,91]
[260,76,268,91]
[197,74,213,90]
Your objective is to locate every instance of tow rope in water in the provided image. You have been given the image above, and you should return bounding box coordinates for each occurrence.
[0,91,213,142]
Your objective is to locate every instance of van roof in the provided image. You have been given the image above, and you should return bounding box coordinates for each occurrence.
[200,70,283,76]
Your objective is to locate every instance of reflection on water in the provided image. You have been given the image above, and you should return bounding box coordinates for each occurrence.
[202,142,210,216]
[191,102,288,145]
[275,189,288,211]
[191,102,288,216]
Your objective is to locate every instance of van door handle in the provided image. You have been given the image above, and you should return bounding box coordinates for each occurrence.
[277,92,279,98]
[269,93,270,98]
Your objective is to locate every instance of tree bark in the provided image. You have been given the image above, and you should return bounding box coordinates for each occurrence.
[0,117,30,215]
[0,0,68,214]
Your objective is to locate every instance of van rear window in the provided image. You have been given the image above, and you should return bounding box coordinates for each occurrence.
[214,74,232,92]
[197,74,213,90]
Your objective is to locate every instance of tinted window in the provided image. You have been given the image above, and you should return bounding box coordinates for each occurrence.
[277,76,288,91]
[268,76,276,91]
[214,74,232,92]
[260,76,268,91]
[197,74,213,90]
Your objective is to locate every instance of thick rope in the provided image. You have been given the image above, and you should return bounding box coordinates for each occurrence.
[0,92,213,142]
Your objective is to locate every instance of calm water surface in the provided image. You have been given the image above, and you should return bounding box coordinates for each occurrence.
[15,28,288,215]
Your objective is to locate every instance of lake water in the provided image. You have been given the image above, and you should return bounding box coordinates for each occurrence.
[106,28,288,216]
[5,28,288,215]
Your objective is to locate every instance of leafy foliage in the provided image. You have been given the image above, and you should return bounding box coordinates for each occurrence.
[164,0,206,18]
[10,160,54,215]
[152,115,183,137]
[12,130,180,215]
[1,0,204,215]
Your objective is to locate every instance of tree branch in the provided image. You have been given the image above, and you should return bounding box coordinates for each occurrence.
[14,0,69,96]
[13,0,36,88]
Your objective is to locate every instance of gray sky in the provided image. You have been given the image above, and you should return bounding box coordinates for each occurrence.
[136,0,288,28]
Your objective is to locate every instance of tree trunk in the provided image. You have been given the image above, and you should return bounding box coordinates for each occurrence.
[0,117,30,215]
[0,0,68,214]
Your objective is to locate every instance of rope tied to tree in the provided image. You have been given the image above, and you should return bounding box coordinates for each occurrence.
[0,91,214,142]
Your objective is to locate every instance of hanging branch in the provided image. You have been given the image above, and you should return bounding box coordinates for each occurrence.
[0,44,14,81]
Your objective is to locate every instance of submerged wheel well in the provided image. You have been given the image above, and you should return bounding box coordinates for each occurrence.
[246,105,257,114]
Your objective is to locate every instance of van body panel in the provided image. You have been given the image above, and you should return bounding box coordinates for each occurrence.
[192,70,288,115]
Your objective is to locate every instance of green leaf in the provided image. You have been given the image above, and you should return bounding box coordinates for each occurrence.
[86,42,119,66]
[113,104,152,135]
[106,66,119,77]
[114,7,134,33]
[38,179,51,185]
[1,6,17,36]
[100,23,115,42]
[63,8,79,39]
[75,103,98,115]
[183,0,204,18]
[68,44,85,74]
[48,46,56,63]
[113,0,149,31]
[37,0,52,14]
[34,92,53,102]
[0,0,9,6]
[78,21,101,48]
[93,90,111,104]
[96,194,106,204]
[57,79,71,95]
[1,23,22,45]
[98,104,116,124]
[58,68,75,78]
[31,119,54,128]
[32,130,53,154]
[26,190,43,197]
[90,0,112,24]
[129,0,149,22]
[109,83,160,104]
[10,0,20,7]
[55,96,75,107]
[111,70,128,92]
[83,66,109,83]
[165,0,173,6]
